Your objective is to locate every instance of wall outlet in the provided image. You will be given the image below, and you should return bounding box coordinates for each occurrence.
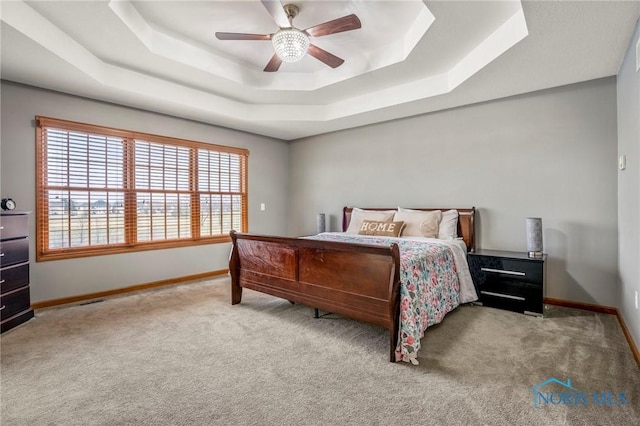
[260,203,266,211]
[635,291,638,310]
[618,155,626,171]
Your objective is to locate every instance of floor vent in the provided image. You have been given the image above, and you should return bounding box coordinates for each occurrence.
[77,299,105,306]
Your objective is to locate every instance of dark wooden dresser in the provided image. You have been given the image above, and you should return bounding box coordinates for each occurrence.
[1,212,34,332]
[467,249,546,316]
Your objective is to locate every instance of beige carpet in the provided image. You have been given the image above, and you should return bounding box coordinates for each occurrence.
[1,277,638,425]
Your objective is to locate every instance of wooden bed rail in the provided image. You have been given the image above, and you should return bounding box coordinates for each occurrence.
[229,231,402,361]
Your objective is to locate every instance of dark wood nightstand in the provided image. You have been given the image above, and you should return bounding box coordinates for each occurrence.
[467,249,546,316]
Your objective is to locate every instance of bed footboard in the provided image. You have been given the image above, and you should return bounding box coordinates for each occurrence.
[229,231,402,362]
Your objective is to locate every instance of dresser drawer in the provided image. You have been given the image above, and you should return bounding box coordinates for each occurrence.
[0,214,29,240]
[1,287,31,320]
[1,262,29,294]
[0,238,29,268]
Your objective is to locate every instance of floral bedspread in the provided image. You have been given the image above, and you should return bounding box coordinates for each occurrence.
[307,233,460,364]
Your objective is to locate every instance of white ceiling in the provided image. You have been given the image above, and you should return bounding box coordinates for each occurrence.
[1,0,639,141]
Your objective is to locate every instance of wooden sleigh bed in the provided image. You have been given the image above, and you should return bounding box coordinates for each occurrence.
[229,207,476,362]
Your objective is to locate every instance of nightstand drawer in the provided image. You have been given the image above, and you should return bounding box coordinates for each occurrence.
[1,262,29,294]
[479,290,527,313]
[478,279,543,314]
[470,256,543,285]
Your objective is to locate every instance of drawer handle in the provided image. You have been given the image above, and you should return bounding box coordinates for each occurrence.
[480,267,525,276]
[0,253,4,257]
[0,305,5,311]
[481,290,526,301]
[0,279,5,284]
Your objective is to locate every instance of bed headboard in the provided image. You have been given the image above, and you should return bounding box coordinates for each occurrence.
[342,207,476,252]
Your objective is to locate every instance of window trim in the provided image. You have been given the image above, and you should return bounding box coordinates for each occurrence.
[35,116,249,261]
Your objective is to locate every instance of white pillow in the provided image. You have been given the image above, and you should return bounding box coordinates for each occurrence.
[438,209,459,239]
[346,208,395,234]
[397,207,459,239]
[393,210,442,238]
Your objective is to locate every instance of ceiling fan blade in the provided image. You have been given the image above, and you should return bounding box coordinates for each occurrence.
[264,54,283,72]
[261,0,290,28]
[307,44,344,68]
[304,14,361,38]
[215,32,271,41]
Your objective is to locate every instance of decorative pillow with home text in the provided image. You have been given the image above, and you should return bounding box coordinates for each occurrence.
[358,220,405,237]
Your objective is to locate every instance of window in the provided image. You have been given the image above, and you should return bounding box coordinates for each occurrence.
[36,116,248,261]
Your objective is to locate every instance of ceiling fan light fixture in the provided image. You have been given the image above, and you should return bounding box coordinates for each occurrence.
[272,28,310,63]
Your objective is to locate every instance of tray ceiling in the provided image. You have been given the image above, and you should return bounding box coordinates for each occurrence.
[1,1,639,140]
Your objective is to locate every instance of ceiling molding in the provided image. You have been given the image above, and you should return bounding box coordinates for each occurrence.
[1,1,638,140]
[109,0,437,91]
[1,1,527,121]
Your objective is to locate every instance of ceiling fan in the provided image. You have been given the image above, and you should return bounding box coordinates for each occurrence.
[215,0,361,72]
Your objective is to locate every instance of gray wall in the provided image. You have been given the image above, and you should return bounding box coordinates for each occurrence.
[617,19,640,352]
[0,81,289,303]
[289,77,619,307]
[0,74,627,316]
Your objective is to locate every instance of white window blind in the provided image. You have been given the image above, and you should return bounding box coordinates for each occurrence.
[36,116,248,261]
